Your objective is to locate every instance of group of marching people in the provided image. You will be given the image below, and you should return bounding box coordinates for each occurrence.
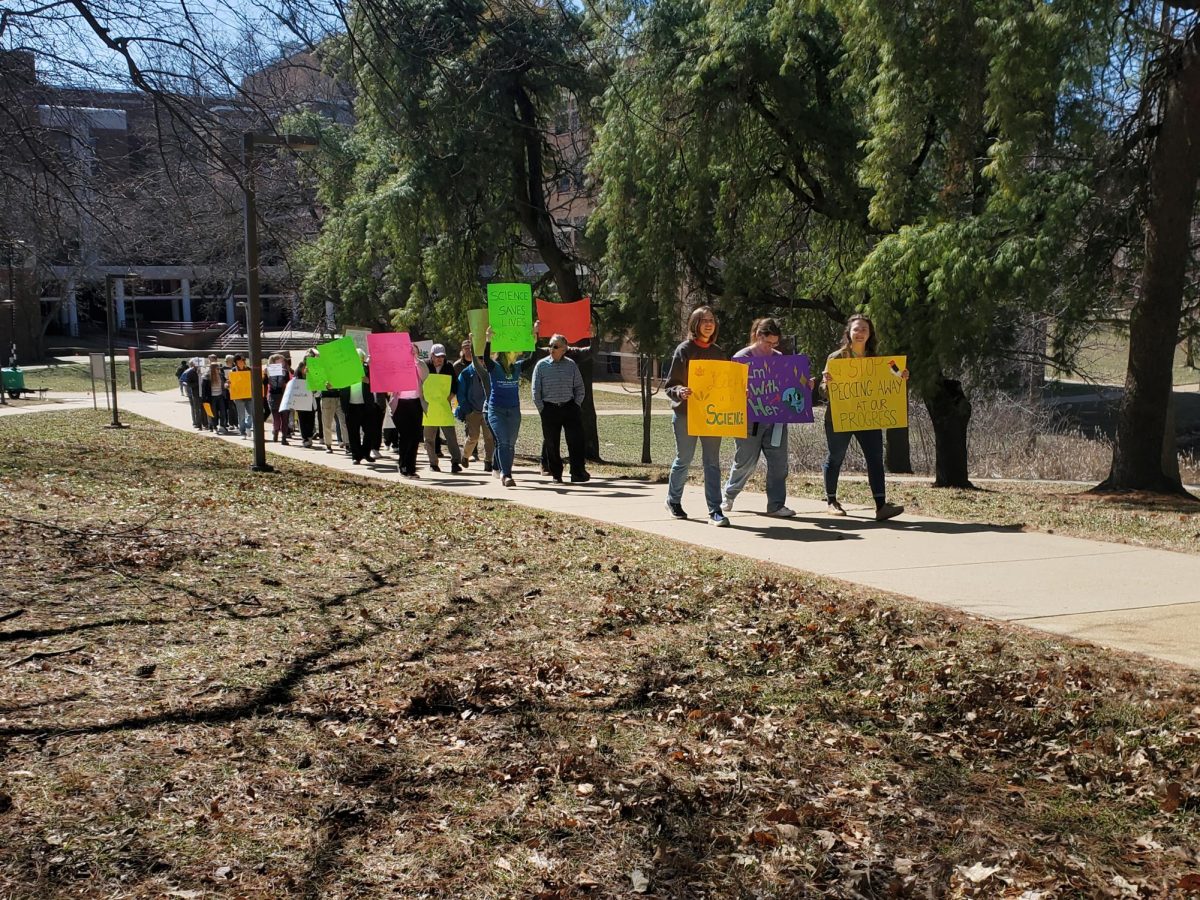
[663,308,907,526]
[178,308,908,523]
[179,322,592,489]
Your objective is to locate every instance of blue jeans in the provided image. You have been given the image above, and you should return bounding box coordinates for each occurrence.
[486,405,522,477]
[234,399,253,436]
[823,413,886,501]
[724,423,789,511]
[667,412,723,515]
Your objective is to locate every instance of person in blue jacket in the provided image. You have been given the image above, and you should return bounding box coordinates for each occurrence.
[455,342,495,473]
[479,321,538,487]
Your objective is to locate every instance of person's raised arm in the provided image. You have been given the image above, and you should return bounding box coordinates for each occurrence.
[481,327,494,365]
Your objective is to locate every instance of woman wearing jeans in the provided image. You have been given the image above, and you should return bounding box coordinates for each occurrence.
[480,322,537,487]
[664,306,729,526]
[722,317,794,518]
[821,313,905,521]
[231,355,254,438]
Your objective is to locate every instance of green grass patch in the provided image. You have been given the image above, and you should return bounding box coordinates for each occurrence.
[23,357,184,393]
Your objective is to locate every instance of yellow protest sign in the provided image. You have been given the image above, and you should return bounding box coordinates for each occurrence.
[686,359,748,438]
[826,355,907,432]
[228,370,252,401]
[422,374,456,427]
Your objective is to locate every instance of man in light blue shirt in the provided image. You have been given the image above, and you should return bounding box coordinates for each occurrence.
[531,334,590,483]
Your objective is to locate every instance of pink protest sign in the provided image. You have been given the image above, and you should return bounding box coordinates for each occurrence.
[366,332,418,393]
[536,298,592,343]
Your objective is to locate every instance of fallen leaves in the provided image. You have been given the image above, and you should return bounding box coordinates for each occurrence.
[0,412,1198,898]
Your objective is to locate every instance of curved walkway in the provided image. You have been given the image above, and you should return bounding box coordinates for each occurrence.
[22,389,1200,670]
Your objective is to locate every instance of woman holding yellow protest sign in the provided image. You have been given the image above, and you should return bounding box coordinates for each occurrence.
[664,306,730,526]
[821,313,906,521]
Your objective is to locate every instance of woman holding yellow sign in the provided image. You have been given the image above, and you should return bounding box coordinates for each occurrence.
[821,313,906,521]
[664,306,730,526]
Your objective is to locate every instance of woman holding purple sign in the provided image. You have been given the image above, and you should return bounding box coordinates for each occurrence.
[721,318,795,518]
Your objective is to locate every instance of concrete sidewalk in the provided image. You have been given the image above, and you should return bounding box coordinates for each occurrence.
[34,389,1200,670]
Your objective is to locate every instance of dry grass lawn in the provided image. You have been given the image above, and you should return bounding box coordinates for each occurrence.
[1,411,1198,898]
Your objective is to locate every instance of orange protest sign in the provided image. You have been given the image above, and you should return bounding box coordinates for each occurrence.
[536,298,592,343]
[686,359,748,438]
[228,370,252,401]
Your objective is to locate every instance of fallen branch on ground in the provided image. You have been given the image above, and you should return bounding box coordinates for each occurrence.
[6,645,87,668]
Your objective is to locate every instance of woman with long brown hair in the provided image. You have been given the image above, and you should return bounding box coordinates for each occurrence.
[821,313,905,521]
[663,306,730,526]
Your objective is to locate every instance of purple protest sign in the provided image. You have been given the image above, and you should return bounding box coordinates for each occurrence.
[744,354,814,424]
[366,332,418,393]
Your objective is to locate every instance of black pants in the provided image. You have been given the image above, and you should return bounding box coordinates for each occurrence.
[366,403,384,453]
[391,399,423,475]
[345,403,371,462]
[539,402,587,480]
[296,410,316,442]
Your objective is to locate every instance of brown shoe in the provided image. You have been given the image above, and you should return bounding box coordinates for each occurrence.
[875,502,904,521]
[827,499,847,516]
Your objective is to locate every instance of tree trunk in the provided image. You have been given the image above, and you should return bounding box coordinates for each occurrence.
[576,349,603,462]
[885,428,913,474]
[1100,24,1200,497]
[640,353,653,464]
[925,376,974,488]
[509,84,601,459]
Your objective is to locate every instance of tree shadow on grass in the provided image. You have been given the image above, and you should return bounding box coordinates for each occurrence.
[0,628,379,739]
[0,616,174,643]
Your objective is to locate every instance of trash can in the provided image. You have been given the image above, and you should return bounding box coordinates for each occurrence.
[2,367,24,399]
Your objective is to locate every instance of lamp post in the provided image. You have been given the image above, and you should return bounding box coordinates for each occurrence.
[104,273,130,429]
[0,298,9,407]
[3,240,22,370]
[242,131,318,473]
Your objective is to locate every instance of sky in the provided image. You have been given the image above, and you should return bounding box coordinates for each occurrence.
[3,0,342,93]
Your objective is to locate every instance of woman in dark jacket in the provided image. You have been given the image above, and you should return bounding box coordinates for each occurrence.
[265,353,292,444]
[663,306,729,526]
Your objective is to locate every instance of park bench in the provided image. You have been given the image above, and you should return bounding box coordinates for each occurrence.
[6,386,49,401]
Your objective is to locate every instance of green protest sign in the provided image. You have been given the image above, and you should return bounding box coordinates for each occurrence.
[314,335,364,389]
[486,283,534,352]
[468,308,489,357]
[305,355,327,391]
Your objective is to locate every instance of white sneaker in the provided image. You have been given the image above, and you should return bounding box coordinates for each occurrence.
[720,497,734,512]
[764,506,796,518]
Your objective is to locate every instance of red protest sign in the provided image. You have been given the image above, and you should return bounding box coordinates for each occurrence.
[535,298,592,343]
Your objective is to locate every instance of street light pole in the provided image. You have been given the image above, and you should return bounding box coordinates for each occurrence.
[104,273,128,429]
[242,131,318,473]
[4,240,20,370]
